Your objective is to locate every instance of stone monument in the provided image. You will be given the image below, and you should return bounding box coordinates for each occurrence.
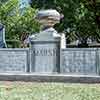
[30,9,61,73]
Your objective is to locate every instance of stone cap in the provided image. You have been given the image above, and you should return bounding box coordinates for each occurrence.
[36,9,61,21]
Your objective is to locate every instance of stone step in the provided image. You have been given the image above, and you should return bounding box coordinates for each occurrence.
[0,73,100,83]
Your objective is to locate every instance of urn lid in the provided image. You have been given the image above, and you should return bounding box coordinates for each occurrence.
[36,9,61,21]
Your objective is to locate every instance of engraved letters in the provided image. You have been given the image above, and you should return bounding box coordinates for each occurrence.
[32,48,57,56]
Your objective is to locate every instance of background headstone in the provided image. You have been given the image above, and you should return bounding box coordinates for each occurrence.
[0,24,6,48]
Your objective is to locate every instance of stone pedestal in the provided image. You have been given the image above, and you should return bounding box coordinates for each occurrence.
[30,28,60,73]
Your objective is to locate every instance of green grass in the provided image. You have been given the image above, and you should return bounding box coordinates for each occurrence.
[0,82,100,100]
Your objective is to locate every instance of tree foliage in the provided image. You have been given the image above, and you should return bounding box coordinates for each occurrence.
[0,0,100,47]
[31,0,100,46]
[80,0,100,42]
[0,0,39,47]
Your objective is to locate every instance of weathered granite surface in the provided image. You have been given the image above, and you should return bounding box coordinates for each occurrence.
[0,48,29,73]
[0,47,99,76]
[0,73,100,83]
[61,48,98,75]
[30,28,60,73]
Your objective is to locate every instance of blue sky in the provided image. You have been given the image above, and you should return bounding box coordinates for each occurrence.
[19,0,31,9]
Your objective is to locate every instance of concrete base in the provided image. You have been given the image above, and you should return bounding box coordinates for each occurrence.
[0,73,100,83]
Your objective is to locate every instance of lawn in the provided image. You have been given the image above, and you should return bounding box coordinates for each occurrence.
[0,82,100,100]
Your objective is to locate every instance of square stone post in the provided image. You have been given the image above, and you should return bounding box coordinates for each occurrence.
[30,29,60,73]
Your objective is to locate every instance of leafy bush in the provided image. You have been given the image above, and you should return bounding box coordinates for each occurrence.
[0,0,40,48]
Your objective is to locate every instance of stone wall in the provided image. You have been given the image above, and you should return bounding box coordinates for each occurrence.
[61,48,100,75]
[0,48,100,75]
[0,48,30,73]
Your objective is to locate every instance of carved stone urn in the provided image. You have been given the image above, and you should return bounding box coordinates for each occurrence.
[30,9,62,73]
[36,9,61,28]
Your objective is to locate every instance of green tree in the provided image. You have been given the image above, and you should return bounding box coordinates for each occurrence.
[81,0,100,42]
[0,0,40,48]
[31,0,100,46]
